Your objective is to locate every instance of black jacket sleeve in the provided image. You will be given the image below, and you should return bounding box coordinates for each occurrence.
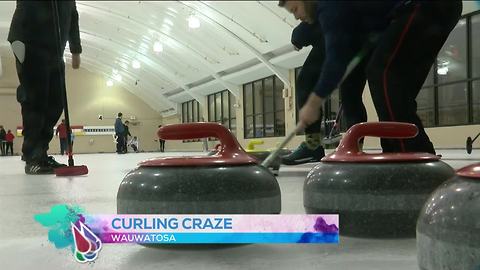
[69,1,82,54]
[291,22,315,49]
[313,4,362,98]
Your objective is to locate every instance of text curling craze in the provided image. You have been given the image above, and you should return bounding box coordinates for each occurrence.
[112,217,234,230]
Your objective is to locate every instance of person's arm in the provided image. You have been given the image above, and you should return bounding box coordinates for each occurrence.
[312,5,361,98]
[69,1,82,69]
[299,4,361,128]
[291,22,316,50]
[55,126,59,136]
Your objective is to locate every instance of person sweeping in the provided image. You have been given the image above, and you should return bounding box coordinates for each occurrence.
[278,0,461,154]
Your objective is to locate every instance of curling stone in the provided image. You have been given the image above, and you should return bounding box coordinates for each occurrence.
[417,163,480,270]
[117,122,281,215]
[245,139,290,176]
[304,122,455,237]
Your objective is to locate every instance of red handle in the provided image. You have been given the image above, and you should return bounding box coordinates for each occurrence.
[336,122,418,155]
[158,122,247,159]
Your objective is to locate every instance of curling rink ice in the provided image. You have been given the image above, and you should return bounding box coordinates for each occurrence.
[0,149,478,270]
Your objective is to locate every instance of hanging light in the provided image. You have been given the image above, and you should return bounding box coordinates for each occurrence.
[188,15,200,29]
[153,41,163,53]
[106,80,114,87]
[132,60,141,69]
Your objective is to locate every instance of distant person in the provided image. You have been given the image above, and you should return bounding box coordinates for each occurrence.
[114,112,125,154]
[158,125,165,152]
[123,120,131,153]
[0,126,6,156]
[5,130,15,156]
[55,119,67,155]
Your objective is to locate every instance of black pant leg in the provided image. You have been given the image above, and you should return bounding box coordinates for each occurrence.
[116,133,124,153]
[160,140,165,152]
[42,58,65,157]
[296,46,325,134]
[14,43,52,162]
[339,57,368,130]
[60,138,67,155]
[366,1,462,153]
[6,142,13,155]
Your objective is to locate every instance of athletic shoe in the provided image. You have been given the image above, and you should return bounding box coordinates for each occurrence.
[44,156,67,168]
[25,161,54,175]
[282,142,325,165]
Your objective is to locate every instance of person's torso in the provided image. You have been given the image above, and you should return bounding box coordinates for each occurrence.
[57,124,67,138]
[8,0,77,48]
[6,133,14,142]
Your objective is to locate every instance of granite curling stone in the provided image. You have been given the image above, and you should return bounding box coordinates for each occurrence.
[417,162,480,270]
[304,122,455,237]
[117,122,281,215]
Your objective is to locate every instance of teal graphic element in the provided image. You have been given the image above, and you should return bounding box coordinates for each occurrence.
[34,204,85,252]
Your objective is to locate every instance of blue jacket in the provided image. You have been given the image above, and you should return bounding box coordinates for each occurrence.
[115,118,125,134]
[313,1,404,98]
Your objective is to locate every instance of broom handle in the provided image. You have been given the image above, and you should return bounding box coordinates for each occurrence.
[261,123,303,167]
[52,0,74,166]
[262,35,378,168]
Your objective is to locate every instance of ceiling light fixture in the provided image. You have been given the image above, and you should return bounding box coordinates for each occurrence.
[188,15,200,29]
[132,60,141,69]
[153,41,163,53]
[106,80,114,87]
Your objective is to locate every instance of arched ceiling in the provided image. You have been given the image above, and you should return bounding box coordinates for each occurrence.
[0,1,308,115]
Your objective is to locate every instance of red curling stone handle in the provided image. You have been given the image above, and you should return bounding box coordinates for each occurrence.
[336,122,418,155]
[158,122,246,158]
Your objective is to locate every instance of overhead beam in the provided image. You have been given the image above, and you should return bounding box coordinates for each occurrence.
[179,1,292,89]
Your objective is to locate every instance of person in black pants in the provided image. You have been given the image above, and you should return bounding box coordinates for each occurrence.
[8,0,82,174]
[282,22,368,165]
[279,0,462,154]
[158,125,165,152]
[0,126,6,156]
[115,113,125,154]
[123,121,131,153]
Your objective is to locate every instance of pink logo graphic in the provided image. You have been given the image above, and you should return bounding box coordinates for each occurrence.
[71,221,102,263]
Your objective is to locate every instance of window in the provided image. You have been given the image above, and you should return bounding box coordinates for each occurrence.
[472,14,480,123]
[181,99,202,142]
[417,86,435,127]
[438,83,468,126]
[473,80,480,123]
[181,99,201,124]
[294,67,342,135]
[243,76,285,138]
[417,13,480,127]
[437,19,467,85]
[207,90,237,135]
